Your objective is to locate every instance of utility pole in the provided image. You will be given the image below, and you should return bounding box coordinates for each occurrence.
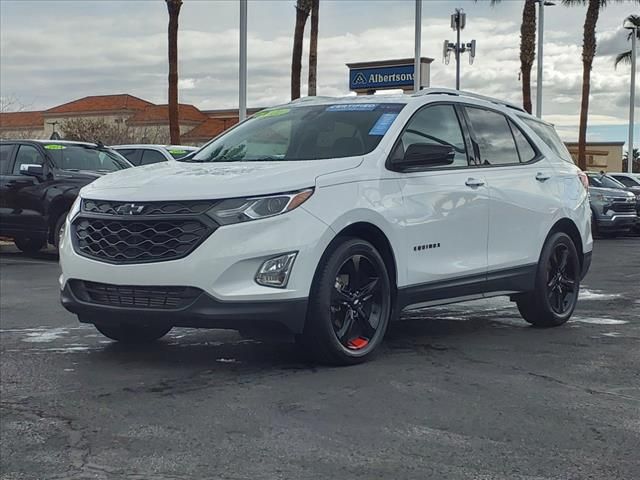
[624,17,637,173]
[414,0,422,93]
[239,0,247,122]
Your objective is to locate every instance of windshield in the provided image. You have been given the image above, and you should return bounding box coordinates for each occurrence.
[588,173,626,190]
[44,144,130,172]
[188,103,406,163]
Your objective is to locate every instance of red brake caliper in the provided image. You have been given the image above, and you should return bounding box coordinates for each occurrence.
[348,337,369,350]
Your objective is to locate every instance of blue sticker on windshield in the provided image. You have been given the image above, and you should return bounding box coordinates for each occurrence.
[368,113,399,136]
[326,104,378,112]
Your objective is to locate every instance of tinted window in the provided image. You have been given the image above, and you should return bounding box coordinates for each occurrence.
[13,144,44,174]
[117,149,142,166]
[392,104,468,168]
[611,175,640,187]
[140,149,167,165]
[510,121,537,163]
[190,103,406,162]
[587,174,626,189]
[0,144,14,174]
[45,144,129,172]
[520,117,574,164]
[466,107,519,166]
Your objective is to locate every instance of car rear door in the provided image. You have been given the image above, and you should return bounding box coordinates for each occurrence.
[2,143,49,237]
[463,106,558,289]
[0,143,17,235]
[391,103,489,301]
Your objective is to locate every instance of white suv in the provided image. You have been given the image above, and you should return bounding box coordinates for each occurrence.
[59,89,592,365]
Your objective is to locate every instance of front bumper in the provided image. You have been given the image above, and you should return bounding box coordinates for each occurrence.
[61,281,308,334]
[596,214,637,231]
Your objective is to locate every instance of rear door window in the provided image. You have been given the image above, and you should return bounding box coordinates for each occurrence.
[140,149,168,165]
[117,149,142,166]
[0,144,15,174]
[465,107,520,166]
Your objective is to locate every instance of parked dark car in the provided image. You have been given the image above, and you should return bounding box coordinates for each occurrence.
[0,140,131,253]
[586,172,637,237]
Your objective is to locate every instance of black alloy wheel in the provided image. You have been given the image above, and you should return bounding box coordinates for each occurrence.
[331,254,385,352]
[302,238,392,365]
[545,242,578,315]
[516,231,580,327]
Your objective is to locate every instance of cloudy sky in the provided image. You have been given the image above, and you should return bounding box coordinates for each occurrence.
[1,0,637,144]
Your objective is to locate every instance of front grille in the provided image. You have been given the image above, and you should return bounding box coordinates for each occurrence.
[71,280,201,309]
[82,199,214,216]
[611,202,636,213]
[72,199,218,264]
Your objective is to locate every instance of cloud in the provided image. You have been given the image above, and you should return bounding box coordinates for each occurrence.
[0,0,635,139]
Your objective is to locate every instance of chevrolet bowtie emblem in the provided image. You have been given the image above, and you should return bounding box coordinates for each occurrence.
[116,203,145,215]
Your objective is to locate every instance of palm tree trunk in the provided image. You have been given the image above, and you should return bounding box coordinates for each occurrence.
[520,0,536,114]
[577,0,600,171]
[166,0,182,144]
[307,0,319,97]
[291,1,311,100]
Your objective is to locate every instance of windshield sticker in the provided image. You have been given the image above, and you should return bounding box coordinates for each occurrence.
[326,104,378,112]
[254,108,290,118]
[368,113,399,136]
[168,149,187,154]
[44,144,66,150]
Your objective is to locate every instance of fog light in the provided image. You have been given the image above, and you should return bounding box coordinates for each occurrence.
[255,252,297,288]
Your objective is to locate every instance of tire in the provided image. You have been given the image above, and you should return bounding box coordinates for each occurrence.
[516,232,581,328]
[53,212,68,249]
[94,323,172,344]
[14,236,46,254]
[300,237,393,365]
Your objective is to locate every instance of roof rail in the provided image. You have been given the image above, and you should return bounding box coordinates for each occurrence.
[414,88,526,113]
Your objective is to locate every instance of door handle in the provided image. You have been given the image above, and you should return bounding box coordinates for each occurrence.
[535,172,551,182]
[465,178,485,188]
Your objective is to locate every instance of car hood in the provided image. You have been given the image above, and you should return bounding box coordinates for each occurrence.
[589,186,635,197]
[81,159,362,201]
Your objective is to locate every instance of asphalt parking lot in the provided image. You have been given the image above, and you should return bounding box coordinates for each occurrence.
[1,238,639,480]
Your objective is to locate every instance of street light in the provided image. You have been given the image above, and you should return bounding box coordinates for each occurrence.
[624,17,637,173]
[536,0,555,118]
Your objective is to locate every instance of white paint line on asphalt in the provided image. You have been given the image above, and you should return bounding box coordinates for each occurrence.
[600,332,623,337]
[216,358,238,363]
[579,289,622,301]
[571,317,629,325]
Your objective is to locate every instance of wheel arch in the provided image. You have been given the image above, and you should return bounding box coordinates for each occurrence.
[548,218,584,269]
[47,195,75,244]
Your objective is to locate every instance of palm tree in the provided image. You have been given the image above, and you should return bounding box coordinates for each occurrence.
[562,0,638,171]
[166,0,182,144]
[615,14,640,67]
[291,0,312,100]
[307,0,320,97]
[479,0,537,114]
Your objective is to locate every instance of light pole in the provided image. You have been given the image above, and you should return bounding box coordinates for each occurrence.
[239,0,247,122]
[414,0,422,93]
[624,17,637,173]
[536,1,555,118]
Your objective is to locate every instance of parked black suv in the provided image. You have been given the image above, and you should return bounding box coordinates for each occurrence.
[0,140,131,253]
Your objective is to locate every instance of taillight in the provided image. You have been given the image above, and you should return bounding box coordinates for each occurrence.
[578,171,589,191]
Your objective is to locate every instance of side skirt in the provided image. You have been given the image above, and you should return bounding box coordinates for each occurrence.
[397,264,537,312]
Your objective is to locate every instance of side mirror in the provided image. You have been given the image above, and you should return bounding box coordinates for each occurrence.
[19,164,44,178]
[391,143,456,172]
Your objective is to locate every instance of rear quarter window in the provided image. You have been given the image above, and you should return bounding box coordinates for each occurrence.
[520,117,573,164]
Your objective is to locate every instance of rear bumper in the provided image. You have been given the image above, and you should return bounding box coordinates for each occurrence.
[61,282,308,334]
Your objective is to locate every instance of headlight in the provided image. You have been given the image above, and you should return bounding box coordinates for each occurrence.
[207,189,313,225]
[68,196,82,221]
